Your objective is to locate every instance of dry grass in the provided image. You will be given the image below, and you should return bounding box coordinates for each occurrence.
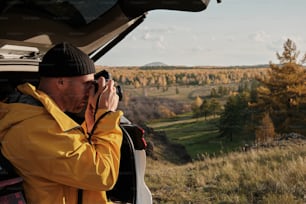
[145,143,306,204]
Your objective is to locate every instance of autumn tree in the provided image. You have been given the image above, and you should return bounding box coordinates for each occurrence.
[276,39,306,64]
[255,39,306,135]
[192,96,203,117]
[157,104,176,118]
[255,113,275,145]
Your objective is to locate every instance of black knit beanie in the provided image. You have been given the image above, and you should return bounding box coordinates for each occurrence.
[39,42,95,77]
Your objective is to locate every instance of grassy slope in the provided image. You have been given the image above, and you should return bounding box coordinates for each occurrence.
[145,143,306,204]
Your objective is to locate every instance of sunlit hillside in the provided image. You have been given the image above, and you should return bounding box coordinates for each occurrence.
[145,142,306,204]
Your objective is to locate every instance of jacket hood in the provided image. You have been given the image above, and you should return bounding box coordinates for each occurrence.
[0,83,80,141]
[0,100,44,142]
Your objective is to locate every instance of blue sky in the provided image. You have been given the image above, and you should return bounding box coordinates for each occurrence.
[98,0,306,67]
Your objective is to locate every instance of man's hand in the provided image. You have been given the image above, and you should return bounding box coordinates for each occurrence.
[85,77,119,133]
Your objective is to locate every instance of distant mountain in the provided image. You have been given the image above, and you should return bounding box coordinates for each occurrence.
[142,62,168,67]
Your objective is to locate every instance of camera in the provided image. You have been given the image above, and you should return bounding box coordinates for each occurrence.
[94,70,123,101]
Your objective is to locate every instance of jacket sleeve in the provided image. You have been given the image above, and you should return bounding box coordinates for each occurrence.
[3,109,123,191]
[78,109,123,190]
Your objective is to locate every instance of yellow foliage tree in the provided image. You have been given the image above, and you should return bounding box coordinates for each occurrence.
[255,113,275,145]
[192,96,203,117]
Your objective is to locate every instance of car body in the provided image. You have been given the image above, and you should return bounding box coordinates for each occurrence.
[0,0,211,203]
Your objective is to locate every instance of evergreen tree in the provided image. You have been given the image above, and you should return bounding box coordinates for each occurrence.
[238,79,250,93]
[200,99,210,120]
[175,86,179,94]
[209,98,222,117]
[218,86,223,96]
[250,79,260,103]
[210,88,218,98]
[219,93,249,141]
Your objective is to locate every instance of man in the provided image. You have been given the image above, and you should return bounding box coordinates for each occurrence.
[0,42,123,203]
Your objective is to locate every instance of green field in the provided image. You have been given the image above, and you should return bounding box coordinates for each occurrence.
[148,113,248,159]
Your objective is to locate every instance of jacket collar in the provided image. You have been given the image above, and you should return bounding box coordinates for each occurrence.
[17,83,81,132]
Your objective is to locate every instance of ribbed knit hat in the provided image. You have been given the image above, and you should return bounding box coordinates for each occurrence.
[39,42,95,77]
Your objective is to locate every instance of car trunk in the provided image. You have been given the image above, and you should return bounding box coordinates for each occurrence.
[0,0,210,59]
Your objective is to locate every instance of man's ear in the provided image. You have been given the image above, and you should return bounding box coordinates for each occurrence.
[56,77,65,90]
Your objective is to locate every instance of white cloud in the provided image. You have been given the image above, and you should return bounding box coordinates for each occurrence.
[251,31,271,43]
[131,35,137,41]
[156,41,166,49]
[143,32,151,40]
[210,36,216,41]
[158,35,164,42]
[191,46,205,53]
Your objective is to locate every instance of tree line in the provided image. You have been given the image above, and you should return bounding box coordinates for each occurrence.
[97,66,268,88]
[218,39,306,144]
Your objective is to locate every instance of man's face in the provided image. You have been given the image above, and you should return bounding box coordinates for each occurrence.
[61,74,95,113]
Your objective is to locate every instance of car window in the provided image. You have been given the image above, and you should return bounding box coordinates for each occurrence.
[0,0,118,26]
[42,0,118,25]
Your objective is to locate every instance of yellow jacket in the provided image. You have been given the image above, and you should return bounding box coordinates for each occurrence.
[0,83,123,204]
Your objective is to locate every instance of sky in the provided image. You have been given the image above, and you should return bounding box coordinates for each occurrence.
[97,0,306,67]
